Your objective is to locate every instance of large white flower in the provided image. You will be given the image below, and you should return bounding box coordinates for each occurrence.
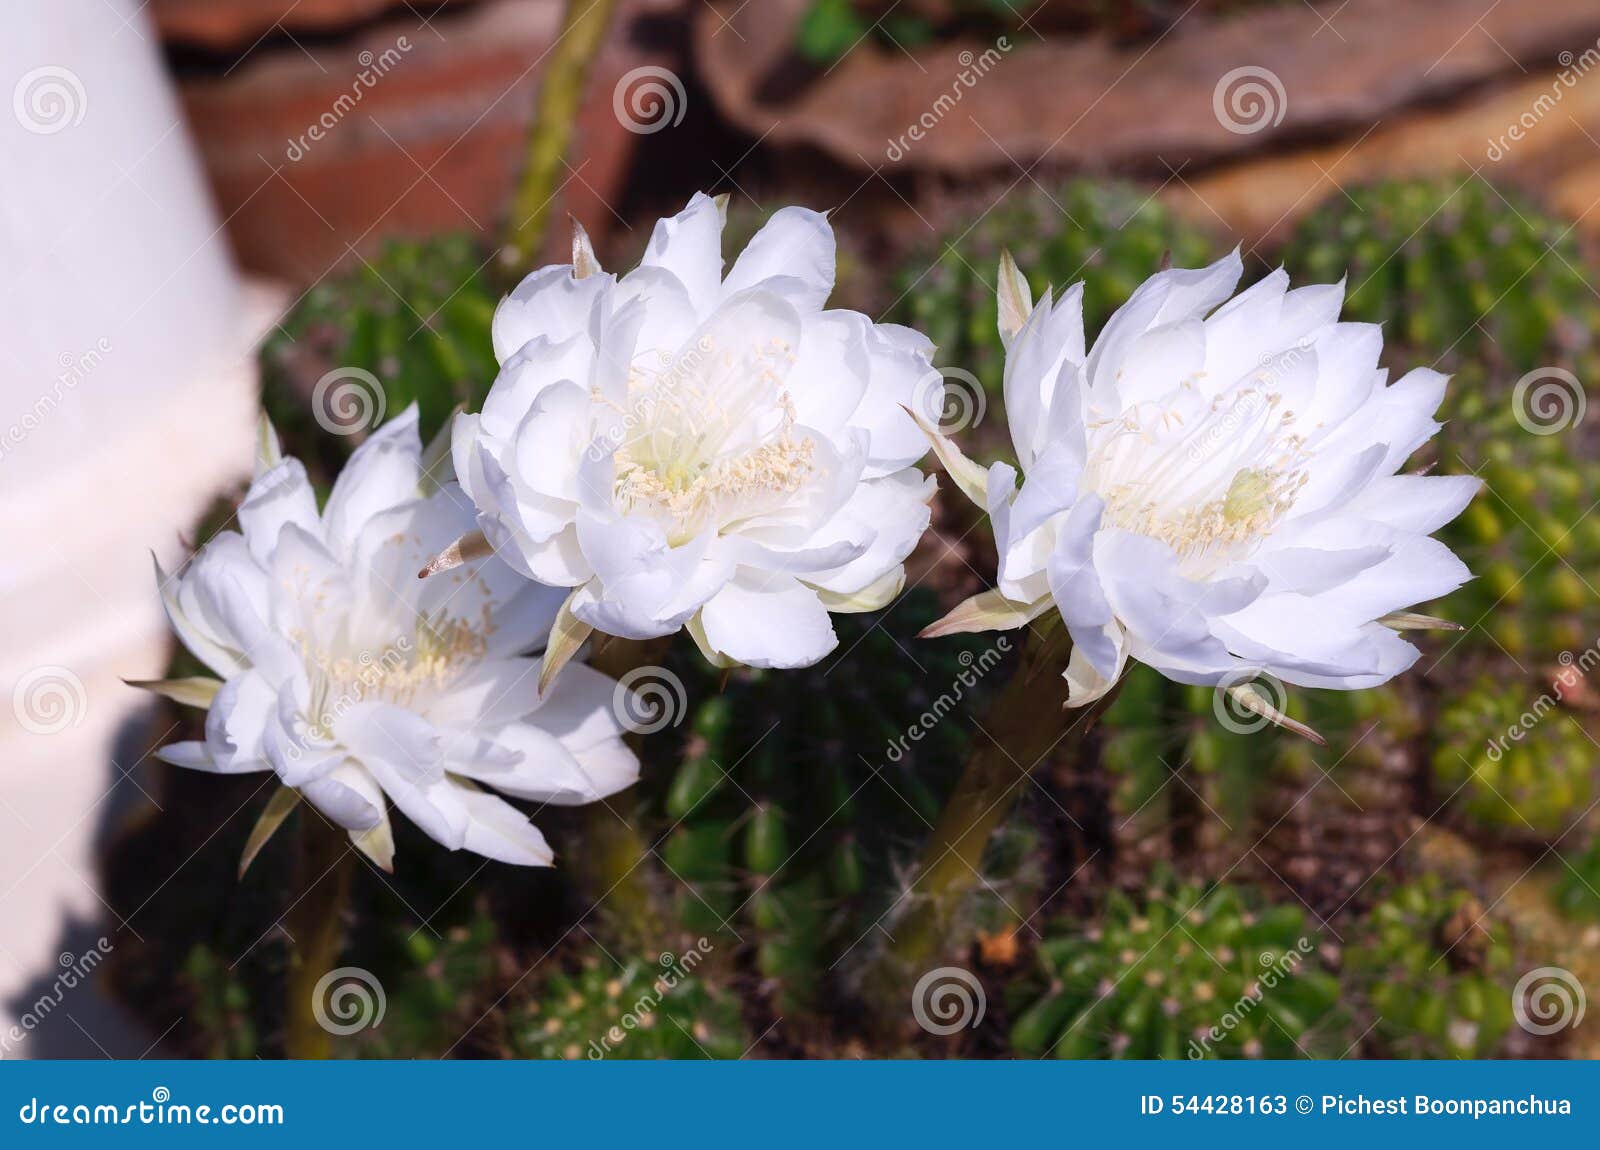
[922,250,1479,720]
[449,193,939,676]
[147,408,638,868]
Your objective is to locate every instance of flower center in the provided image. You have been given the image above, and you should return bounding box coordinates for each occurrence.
[1087,383,1310,575]
[299,612,489,740]
[609,333,815,544]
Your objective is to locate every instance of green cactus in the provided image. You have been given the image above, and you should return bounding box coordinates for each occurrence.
[508,950,748,1060]
[263,234,499,454]
[1341,875,1515,1057]
[1009,879,1337,1059]
[647,589,1018,1012]
[1281,178,1600,373]
[1429,371,1600,657]
[182,945,259,1060]
[1553,837,1600,919]
[890,180,1215,418]
[1433,673,1595,839]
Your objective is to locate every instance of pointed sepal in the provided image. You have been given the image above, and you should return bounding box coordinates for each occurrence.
[996,249,1033,345]
[238,786,302,880]
[417,530,492,579]
[1225,683,1326,746]
[125,676,223,709]
[921,589,1048,638]
[539,588,594,692]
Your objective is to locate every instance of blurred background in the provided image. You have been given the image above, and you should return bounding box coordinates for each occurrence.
[5,0,1600,1059]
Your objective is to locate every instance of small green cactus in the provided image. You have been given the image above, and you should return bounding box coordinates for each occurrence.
[1553,837,1600,918]
[1433,672,1595,839]
[1431,373,1600,658]
[263,234,499,452]
[1009,879,1336,1059]
[509,951,747,1060]
[1342,875,1515,1058]
[1281,178,1600,372]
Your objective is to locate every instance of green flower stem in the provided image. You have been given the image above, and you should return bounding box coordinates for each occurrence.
[864,617,1108,1017]
[498,0,620,285]
[571,634,673,947]
[283,812,355,1059]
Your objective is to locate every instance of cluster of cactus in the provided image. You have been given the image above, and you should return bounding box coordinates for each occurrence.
[889,180,1214,428]
[1431,373,1600,657]
[1341,876,1515,1058]
[1009,879,1337,1059]
[262,234,498,452]
[650,590,1021,1011]
[1282,178,1600,373]
[1432,672,1595,839]
[1099,667,1410,874]
[359,913,502,1058]
[507,951,748,1060]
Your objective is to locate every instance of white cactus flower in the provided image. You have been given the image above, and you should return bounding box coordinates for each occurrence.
[449,193,939,678]
[921,250,1479,723]
[146,408,638,868]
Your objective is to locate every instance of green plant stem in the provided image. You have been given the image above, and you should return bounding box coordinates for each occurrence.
[498,0,619,284]
[570,634,674,947]
[863,618,1107,1014]
[283,813,354,1059]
